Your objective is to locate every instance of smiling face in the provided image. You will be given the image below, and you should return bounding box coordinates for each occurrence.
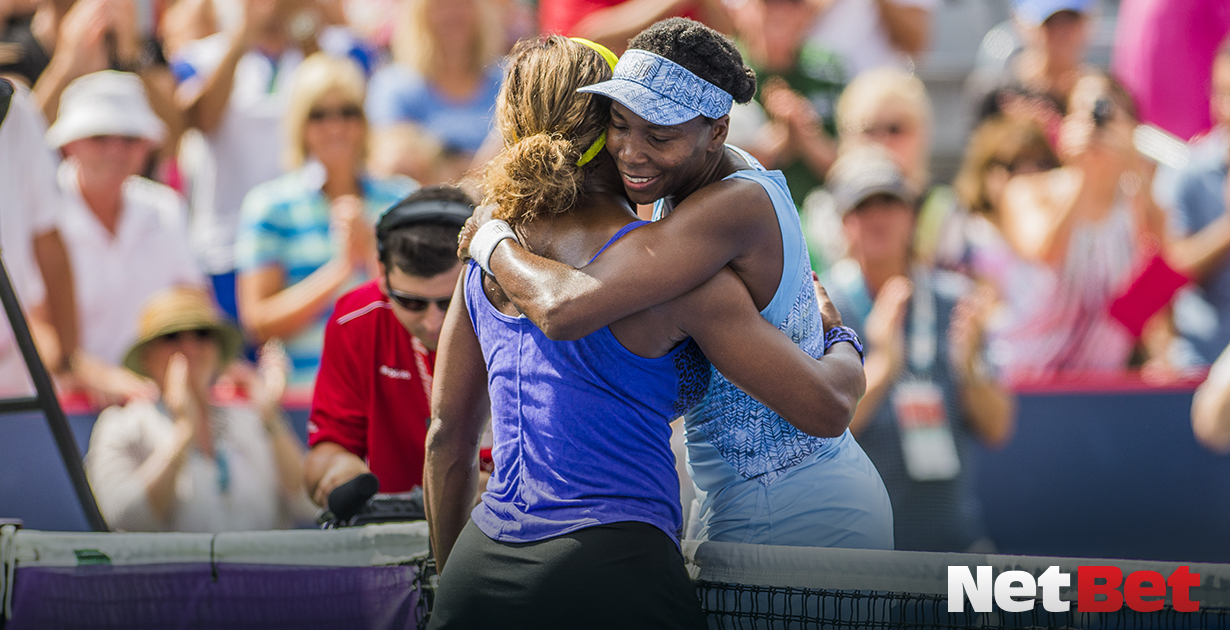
[605,101,728,205]
[848,103,928,186]
[63,135,154,191]
[142,328,221,396]
[303,89,367,171]
[841,194,916,265]
[425,0,477,37]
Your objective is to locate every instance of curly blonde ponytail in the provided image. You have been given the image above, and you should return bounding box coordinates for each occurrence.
[481,36,613,225]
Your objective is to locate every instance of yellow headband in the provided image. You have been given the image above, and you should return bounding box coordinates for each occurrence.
[570,37,619,71]
[571,37,618,167]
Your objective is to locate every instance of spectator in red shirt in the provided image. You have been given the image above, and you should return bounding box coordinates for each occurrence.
[304,185,472,506]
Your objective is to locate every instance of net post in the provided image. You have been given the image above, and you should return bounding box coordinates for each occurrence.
[0,252,108,532]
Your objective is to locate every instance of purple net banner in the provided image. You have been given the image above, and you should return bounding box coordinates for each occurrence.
[7,563,423,630]
[0,524,432,630]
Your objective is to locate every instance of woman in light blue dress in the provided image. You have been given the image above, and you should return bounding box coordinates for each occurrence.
[465,18,892,549]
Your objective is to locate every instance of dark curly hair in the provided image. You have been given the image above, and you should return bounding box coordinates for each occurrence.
[627,17,757,105]
[380,185,475,278]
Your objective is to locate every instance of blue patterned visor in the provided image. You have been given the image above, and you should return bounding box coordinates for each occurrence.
[577,49,733,126]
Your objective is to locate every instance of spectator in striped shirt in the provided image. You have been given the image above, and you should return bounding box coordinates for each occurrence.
[234,53,415,387]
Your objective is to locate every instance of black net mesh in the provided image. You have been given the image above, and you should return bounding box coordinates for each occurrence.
[696,581,1230,630]
[413,554,436,630]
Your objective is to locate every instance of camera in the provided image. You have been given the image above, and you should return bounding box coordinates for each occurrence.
[1092,96,1113,127]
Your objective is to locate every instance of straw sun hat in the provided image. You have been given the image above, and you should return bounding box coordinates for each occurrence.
[122,288,243,378]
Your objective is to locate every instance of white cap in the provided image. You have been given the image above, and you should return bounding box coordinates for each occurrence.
[45,71,167,149]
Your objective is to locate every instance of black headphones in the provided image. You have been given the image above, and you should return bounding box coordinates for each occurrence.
[375,197,475,259]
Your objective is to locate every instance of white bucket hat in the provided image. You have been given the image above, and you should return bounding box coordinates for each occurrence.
[45,71,167,149]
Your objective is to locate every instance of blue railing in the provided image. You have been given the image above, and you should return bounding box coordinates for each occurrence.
[3,376,1228,562]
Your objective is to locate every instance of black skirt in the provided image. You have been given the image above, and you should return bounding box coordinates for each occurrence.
[427,519,706,630]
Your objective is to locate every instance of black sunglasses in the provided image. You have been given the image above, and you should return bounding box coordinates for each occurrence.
[863,122,910,137]
[307,104,363,122]
[158,328,213,343]
[387,286,451,312]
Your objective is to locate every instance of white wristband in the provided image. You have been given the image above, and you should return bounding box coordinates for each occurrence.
[470,219,519,275]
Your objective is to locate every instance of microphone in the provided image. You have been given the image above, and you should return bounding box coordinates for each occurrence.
[327,472,380,522]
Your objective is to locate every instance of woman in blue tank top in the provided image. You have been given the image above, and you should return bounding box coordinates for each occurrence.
[426,36,872,630]
[462,18,893,550]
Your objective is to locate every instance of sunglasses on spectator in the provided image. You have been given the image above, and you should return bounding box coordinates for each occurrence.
[84,135,146,145]
[386,284,451,312]
[307,105,364,122]
[158,329,213,343]
[990,157,1056,176]
[861,122,911,137]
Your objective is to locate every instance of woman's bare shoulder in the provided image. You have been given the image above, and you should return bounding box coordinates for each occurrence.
[669,175,774,225]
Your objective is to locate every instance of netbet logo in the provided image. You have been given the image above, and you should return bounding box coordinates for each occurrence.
[948,566,1201,613]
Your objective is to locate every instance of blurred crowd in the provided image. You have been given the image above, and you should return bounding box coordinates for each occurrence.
[2,0,1230,545]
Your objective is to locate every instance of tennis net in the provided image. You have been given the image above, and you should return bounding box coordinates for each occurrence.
[684,540,1230,629]
[5,523,1230,629]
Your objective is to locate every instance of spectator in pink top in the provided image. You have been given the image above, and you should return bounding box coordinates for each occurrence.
[1111,0,1230,141]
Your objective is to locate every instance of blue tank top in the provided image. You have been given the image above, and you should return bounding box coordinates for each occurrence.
[657,147,833,486]
[465,222,711,545]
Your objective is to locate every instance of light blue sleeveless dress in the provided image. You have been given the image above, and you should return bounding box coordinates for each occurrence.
[655,146,894,549]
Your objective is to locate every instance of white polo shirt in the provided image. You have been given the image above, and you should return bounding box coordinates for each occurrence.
[57,161,207,365]
[0,86,63,395]
[0,86,61,310]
